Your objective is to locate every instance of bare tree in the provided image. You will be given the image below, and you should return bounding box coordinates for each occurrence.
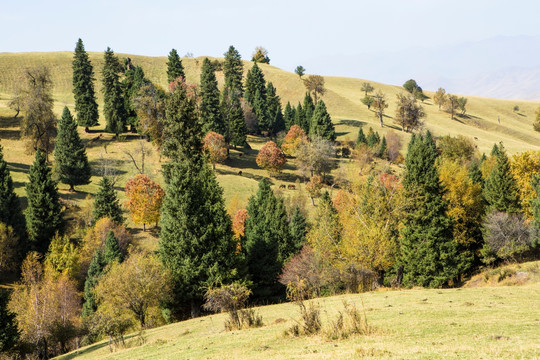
[303,75,326,104]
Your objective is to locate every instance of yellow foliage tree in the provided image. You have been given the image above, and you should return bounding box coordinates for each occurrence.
[511,150,540,218]
[281,125,306,156]
[125,174,165,230]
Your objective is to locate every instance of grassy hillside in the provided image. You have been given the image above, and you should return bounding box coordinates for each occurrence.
[57,278,540,359]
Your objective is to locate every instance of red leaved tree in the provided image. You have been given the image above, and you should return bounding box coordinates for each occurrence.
[203,131,228,170]
[256,141,287,176]
[281,125,306,156]
[125,174,165,231]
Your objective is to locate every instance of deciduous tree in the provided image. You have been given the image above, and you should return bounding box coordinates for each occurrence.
[256,141,287,176]
[281,125,306,156]
[372,91,388,128]
[294,65,305,79]
[510,150,540,217]
[124,174,165,230]
[135,82,167,150]
[360,82,374,96]
[445,94,459,120]
[395,93,425,132]
[203,131,228,170]
[303,75,326,104]
[251,46,270,64]
[433,88,447,110]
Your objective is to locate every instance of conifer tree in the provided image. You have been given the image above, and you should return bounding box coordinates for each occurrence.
[399,132,457,287]
[266,82,284,135]
[72,38,99,131]
[244,62,266,105]
[0,144,26,254]
[25,149,63,254]
[0,289,19,353]
[166,49,185,83]
[283,102,295,130]
[222,89,247,148]
[367,128,380,148]
[54,107,91,191]
[93,177,124,225]
[223,46,244,95]
[102,47,126,137]
[122,64,147,131]
[288,206,307,258]
[377,136,388,159]
[483,143,520,213]
[356,127,367,146]
[468,160,484,188]
[200,58,225,135]
[82,249,104,318]
[310,100,336,141]
[302,92,315,129]
[294,103,306,132]
[245,179,292,299]
[103,230,123,264]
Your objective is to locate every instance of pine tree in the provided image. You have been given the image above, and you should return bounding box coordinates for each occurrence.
[468,160,484,188]
[288,206,307,258]
[294,103,306,132]
[72,38,99,131]
[310,100,335,141]
[302,92,315,130]
[102,47,126,137]
[283,102,295,130]
[399,132,457,287]
[377,136,388,159]
[253,89,269,132]
[159,158,239,317]
[245,178,292,299]
[0,289,19,353]
[82,249,105,318]
[356,127,367,146]
[483,143,520,213]
[266,82,284,135]
[25,149,63,254]
[103,230,123,264]
[199,58,224,135]
[166,49,185,83]
[93,177,124,225]
[122,64,147,131]
[54,107,91,191]
[367,128,380,148]
[223,46,244,95]
[222,89,247,148]
[244,62,266,105]
[0,144,26,255]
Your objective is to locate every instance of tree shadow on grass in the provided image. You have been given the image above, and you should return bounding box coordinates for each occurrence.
[0,115,21,128]
[58,189,92,202]
[57,333,140,360]
[7,162,30,174]
[215,167,265,182]
[337,119,367,128]
[0,128,20,140]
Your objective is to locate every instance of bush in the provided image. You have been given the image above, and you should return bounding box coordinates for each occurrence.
[279,246,323,298]
[324,300,373,340]
[482,211,532,264]
[284,279,321,336]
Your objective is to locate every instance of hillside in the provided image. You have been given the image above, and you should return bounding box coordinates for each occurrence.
[57,279,540,359]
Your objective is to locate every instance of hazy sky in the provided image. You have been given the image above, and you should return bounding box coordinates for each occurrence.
[2,0,540,77]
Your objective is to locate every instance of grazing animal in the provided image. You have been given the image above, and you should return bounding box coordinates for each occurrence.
[279,184,286,189]
[474,137,478,140]
[238,171,243,176]
[287,184,296,190]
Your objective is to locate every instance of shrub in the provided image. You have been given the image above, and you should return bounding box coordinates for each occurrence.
[324,300,373,340]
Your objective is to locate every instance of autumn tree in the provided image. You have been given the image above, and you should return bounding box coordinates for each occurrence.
[445,94,459,120]
[232,209,249,248]
[102,47,126,137]
[531,175,540,246]
[135,82,167,150]
[296,137,335,179]
[124,174,165,230]
[256,141,287,176]
[93,177,124,225]
[281,125,306,156]
[534,106,540,132]
[433,88,447,110]
[166,49,185,83]
[457,97,468,115]
[200,58,225,135]
[294,65,305,79]
[395,93,425,132]
[251,46,270,64]
[306,174,323,206]
[510,150,540,217]
[310,100,336,141]
[223,46,244,95]
[45,233,79,279]
[95,251,171,329]
[361,95,374,109]
[26,150,63,254]
[372,91,388,127]
[437,135,476,163]
[72,38,99,131]
[203,131,228,170]
[14,66,57,161]
[303,75,326,104]
[54,107,91,191]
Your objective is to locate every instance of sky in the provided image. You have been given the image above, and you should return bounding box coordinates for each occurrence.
[2,0,540,83]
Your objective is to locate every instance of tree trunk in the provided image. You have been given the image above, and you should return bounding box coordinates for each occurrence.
[69,184,75,192]
[396,265,404,286]
[85,126,89,133]
[190,300,201,318]
[143,223,146,231]
[379,114,384,128]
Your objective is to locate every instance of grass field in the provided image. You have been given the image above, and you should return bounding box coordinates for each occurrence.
[56,264,540,359]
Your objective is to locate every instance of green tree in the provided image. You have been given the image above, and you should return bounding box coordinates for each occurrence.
[0,289,19,353]
[82,249,105,318]
[372,91,388,128]
[72,38,99,131]
[294,102,305,131]
[399,132,458,287]
[200,58,225,135]
[377,136,388,159]
[166,49,185,83]
[102,47,126,137]
[366,127,380,148]
[361,95,374,109]
[310,100,335,141]
[93,177,124,225]
[433,88,447,111]
[25,150,63,255]
[289,206,307,257]
[223,46,244,95]
[159,158,239,317]
[360,82,374,96]
[54,107,91,191]
[356,127,367,146]
[395,93,425,132]
[534,105,540,132]
[531,175,540,247]
[457,97,468,115]
[122,63,147,131]
[0,144,26,256]
[483,143,520,213]
[445,94,459,120]
[222,89,247,148]
[302,93,315,133]
[294,65,305,79]
[283,102,295,130]
[103,230,123,265]
[266,82,284,135]
[245,179,291,299]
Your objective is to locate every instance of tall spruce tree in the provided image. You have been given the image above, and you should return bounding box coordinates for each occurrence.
[54,107,91,191]
[266,82,285,135]
[25,149,63,254]
[122,64,147,131]
[82,249,105,318]
[72,38,99,131]
[310,100,336,141]
[483,143,520,213]
[356,127,367,145]
[288,206,307,258]
[0,289,19,353]
[166,49,185,83]
[283,101,295,130]
[103,230,123,264]
[222,89,247,148]
[0,144,26,255]
[223,46,244,95]
[200,58,225,134]
[469,160,484,188]
[244,62,266,106]
[302,92,315,130]
[399,132,457,287]
[93,177,124,225]
[294,103,305,131]
[245,179,292,300]
[377,136,388,159]
[102,47,126,137]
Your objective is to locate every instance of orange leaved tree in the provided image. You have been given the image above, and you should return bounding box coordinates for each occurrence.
[281,125,306,156]
[256,141,287,176]
[125,174,165,231]
[203,131,228,170]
